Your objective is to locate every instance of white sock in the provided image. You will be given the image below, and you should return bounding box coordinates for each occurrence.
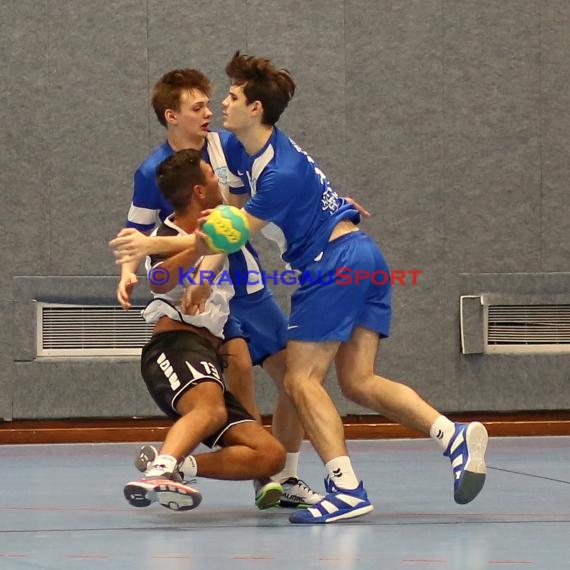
[325,456,359,490]
[275,452,300,483]
[146,454,178,476]
[180,455,198,478]
[429,416,456,451]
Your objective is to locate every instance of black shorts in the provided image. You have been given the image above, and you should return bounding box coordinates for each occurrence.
[141,330,255,448]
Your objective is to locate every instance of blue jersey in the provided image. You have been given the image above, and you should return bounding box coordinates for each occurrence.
[126,132,265,297]
[127,141,174,232]
[225,128,360,271]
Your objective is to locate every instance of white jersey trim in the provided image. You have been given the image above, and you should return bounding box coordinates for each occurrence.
[240,245,264,295]
[128,203,158,225]
[250,145,275,196]
[248,144,289,260]
[207,132,244,203]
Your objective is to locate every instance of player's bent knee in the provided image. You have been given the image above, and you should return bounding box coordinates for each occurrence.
[339,378,368,407]
[282,371,305,400]
[283,370,324,404]
[206,402,228,433]
[257,440,286,478]
[231,426,286,478]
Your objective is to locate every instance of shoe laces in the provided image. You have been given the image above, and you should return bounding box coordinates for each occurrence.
[145,465,174,479]
[284,477,320,497]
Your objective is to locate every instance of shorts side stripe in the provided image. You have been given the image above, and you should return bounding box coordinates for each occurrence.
[170,376,225,414]
[209,419,256,448]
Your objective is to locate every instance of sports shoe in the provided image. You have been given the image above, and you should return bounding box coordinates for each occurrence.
[444,421,488,504]
[289,477,373,524]
[279,477,323,508]
[124,469,202,512]
[253,478,283,509]
[134,444,158,473]
[134,445,195,483]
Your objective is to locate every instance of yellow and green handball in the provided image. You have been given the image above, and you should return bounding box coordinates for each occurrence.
[202,205,250,254]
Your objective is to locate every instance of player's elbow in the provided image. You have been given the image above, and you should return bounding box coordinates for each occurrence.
[148,273,179,294]
[149,282,175,294]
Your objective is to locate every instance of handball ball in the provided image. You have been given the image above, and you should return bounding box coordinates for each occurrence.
[202,205,250,254]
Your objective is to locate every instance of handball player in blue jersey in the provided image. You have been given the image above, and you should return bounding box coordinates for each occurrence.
[111,54,488,524]
[115,68,322,509]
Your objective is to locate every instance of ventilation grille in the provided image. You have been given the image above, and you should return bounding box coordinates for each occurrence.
[37,303,153,357]
[486,304,570,353]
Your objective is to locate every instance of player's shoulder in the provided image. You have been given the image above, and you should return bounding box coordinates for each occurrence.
[274,128,304,156]
[207,129,235,145]
[267,130,305,174]
[136,141,172,178]
[217,130,242,155]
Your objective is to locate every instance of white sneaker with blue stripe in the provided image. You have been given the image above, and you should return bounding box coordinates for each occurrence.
[444,422,488,504]
[289,477,373,524]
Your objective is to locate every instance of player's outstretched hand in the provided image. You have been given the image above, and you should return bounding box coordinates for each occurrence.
[198,208,215,226]
[116,272,138,310]
[194,223,216,257]
[109,228,150,264]
[345,196,371,217]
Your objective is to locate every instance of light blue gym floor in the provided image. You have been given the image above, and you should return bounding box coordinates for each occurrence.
[0,436,569,569]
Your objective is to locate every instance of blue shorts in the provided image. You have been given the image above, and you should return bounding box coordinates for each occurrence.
[224,289,288,366]
[288,231,392,342]
[222,314,247,343]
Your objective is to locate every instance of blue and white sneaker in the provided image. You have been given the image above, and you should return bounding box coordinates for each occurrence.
[444,422,488,504]
[289,477,373,524]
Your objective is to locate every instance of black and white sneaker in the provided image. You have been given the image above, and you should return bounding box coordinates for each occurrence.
[280,477,323,508]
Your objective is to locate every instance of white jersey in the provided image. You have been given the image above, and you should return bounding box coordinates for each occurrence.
[141,215,234,339]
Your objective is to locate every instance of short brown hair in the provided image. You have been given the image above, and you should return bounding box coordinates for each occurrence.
[156,149,206,212]
[225,51,296,125]
[151,69,212,127]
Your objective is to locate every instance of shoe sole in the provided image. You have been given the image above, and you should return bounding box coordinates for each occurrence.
[124,481,202,511]
[279,494,324,509]
[290,504,374,524]
[455,422,488,505]
[279,499,314,509]
[255,483,284,510]
[134,445,157,473]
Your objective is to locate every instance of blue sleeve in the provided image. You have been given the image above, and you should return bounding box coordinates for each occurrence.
[243,170,299,222]
[125,168,161,231]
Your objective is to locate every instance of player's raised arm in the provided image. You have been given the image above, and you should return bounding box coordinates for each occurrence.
[110,229,204,264]
[240,209,267,235]
[228,192,249,208]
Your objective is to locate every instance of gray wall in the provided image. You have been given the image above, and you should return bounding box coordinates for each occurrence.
[1,0,568,420]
